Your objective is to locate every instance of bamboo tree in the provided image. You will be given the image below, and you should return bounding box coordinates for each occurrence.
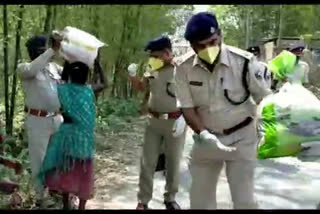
[51,5,57,30]
[2,5,10,134]
[8,5,24,136]
[277,5,283,50]
[245,7,251,48]
[43,5,53,34]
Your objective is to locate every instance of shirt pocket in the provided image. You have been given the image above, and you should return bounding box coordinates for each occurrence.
[189,80,209,106]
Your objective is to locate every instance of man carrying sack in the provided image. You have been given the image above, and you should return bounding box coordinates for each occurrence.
[18,34,63,208]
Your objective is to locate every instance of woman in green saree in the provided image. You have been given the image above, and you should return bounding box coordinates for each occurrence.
[38,61,96,210]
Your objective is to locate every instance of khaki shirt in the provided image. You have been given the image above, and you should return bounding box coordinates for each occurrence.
[175,44,272,138]
[18,49,62,113]
[144,63,179,113]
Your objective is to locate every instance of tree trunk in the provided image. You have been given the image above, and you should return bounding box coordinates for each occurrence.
[2,5,10,135]
[277,5,283,51]
[245,7,251,49]
[51,6,58,30]
[43,5,53,34]
[8,5,24,136]
[111,6,129,98]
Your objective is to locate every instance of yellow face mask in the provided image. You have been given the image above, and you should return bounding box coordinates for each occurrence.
[148,57,165,71]
[198,46,220,64]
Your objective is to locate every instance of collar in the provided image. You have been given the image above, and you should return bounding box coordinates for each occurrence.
[171,59,178,66]
[192,43,230,70]
[160,62,174,70]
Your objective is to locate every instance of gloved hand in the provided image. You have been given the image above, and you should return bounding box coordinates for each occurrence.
[199,130,236,152]
[172,115,186,137]
[127,63,138,77]
[52,114,64,133]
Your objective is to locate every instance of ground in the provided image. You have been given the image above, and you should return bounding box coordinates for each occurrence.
[84,116,320,210]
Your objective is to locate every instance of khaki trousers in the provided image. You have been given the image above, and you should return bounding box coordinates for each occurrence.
[189,159,257,209]
[189,128,259,209]
[25,115,55,200]
[137,117,186,204]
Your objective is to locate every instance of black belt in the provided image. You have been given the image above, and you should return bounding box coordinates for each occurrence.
[210,117,253,136]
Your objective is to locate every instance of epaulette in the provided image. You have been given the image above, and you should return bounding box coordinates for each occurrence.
[176,50,196,66]
[227,45,254,60]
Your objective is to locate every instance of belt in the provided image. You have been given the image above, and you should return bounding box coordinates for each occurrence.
[149,110,182,120]
[24,106,57,118]
[211,117,253,136]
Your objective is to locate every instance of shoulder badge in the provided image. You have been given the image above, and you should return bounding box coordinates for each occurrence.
[227,45,254,60]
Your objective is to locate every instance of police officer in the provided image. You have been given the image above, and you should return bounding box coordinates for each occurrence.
[247,46,261,60]
[127,36,186,210]
[17,35,63,208]
[174,12,272,209]
[288,44,310,85]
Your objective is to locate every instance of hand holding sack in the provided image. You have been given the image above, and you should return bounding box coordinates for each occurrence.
[52,114,64,134]
[54,26,106,68]
[172,115,186,137]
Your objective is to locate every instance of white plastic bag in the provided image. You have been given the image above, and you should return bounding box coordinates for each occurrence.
[58,26,106,68]
[172,115,186,137]
[257,83,320,159]
[127,63,138,77]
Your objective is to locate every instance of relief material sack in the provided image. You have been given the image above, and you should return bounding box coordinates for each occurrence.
[57,26,106,68]
[257,83,320,159]
[267,50,297,81]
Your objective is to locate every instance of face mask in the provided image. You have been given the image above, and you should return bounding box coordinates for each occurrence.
[148,57,164,71]
[198,46,220,64]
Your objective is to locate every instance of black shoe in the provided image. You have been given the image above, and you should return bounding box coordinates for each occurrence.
[136,203,149,210]
[164,201,181,210]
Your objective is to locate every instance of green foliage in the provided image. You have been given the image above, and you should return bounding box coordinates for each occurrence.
[96,97,141,132]
[210,5,320,48]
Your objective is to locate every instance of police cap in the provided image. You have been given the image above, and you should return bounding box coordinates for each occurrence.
[247,46,260,53]
[184,12,220,44]
[144,36,172,53]
[26,35,48,50]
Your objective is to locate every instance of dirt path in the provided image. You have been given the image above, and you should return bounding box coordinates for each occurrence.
[86,116,320,209]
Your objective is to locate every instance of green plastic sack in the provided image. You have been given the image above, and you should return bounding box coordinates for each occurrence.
[267,50,297,81]
[257,83,320,159]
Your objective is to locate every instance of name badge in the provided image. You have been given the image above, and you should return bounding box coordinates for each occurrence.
[189,81,203,86]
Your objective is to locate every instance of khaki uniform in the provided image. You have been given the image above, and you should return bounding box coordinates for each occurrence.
[175,44,272,209]
[137,63,186,204]
[17,48,62,200]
